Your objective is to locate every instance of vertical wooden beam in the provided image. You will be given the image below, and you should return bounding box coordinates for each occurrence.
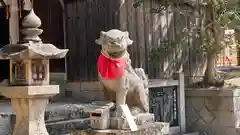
[9,0,19,44]
[58,0,67,80]
[58,0,64,9]
[177,72,186,132]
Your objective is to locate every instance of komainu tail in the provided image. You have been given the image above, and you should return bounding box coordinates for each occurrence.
[134,68,148,88]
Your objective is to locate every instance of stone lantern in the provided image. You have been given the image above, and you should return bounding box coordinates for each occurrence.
[0,4,68,135]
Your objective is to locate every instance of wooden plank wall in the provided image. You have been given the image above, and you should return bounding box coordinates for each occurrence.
[34,0,65,72]
[119,0,205,80]
[65,0,120,81]
[65,0,205,82]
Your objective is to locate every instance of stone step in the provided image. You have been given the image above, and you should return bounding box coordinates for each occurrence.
[45,102,92,122]
[46,119,90,135]
[168,126,180,135]
[0,101,154,120]
[109,113,155,130]
[0,101,166,134]
[182,132,199,135]
[0,101,96,135]
[0,101,200,135]
[47,119,168,135]
[72,122,167,135]
[164,126,199,135]
[0,101,92,122]
[0,101,156,134]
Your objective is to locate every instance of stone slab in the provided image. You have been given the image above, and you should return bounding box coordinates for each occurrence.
[46,118,90,135]
[183,132,199,135]
[0,102,94,135]
[45,102,104,122]
[0,102,158,135]
[119,104,138,131]
[72,122,164,135]
[88,102,114,114]
[0,101,114,123]
[110,113,155,130]
[135,113,155,125]
[88,102,114,130]
[0,85,59,98]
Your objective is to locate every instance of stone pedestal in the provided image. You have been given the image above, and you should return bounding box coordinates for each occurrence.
[88,102,114,129]
[186,88,240,135]
[110,113,155,129]
[72,122,164,135]
[0,85,59,135]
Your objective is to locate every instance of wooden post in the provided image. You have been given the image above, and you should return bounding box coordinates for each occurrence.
[9,0,19,44]
[177,72,186,133]
[58,0,67,80]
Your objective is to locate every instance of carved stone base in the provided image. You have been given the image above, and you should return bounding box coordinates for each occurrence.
[72,122,164,135]
[0,85,59,135]
[110,113,155,129]
[12,98,49,135]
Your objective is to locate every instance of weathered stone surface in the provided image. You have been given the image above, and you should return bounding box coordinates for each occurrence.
[45,103,90,122]
[0,85,59,135]
[204,96,233,111]
[0,102,172,135]
[0,113,15,135]
[186,88,240,135]
[0,85,59,98]
[0,102,93,135]
[72,122,164,135]
[109,113,155,130]
[12,98,49,135]
[233,97,240,111]
[46,119,90,135]
[135,113,155,125]
[88,102,114,130]
[96,29,149,114]
[0,102,95,135]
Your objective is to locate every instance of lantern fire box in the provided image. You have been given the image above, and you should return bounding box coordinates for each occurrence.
[0,9,68,86]
[10,59,49,86]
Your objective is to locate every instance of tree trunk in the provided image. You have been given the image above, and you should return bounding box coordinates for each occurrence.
[203,5,221,85]
[204,53,216,84]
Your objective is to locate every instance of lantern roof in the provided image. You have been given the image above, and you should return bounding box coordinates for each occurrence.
[0,9,68,60]
[0,43,68,59]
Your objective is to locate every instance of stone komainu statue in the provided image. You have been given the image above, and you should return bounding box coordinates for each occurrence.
[96,29,149,114]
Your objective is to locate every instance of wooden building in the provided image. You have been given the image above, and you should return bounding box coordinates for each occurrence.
[0,0,65,81]
[0,0,206,83]
[61,0,205,82]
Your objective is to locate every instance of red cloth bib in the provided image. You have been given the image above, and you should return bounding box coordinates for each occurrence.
[97,53,126,79]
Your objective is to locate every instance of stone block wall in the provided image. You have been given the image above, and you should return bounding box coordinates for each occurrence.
[49,73,67,101]
[64,81,104,102]
[185,89,240,135]
[50,73,104,102]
